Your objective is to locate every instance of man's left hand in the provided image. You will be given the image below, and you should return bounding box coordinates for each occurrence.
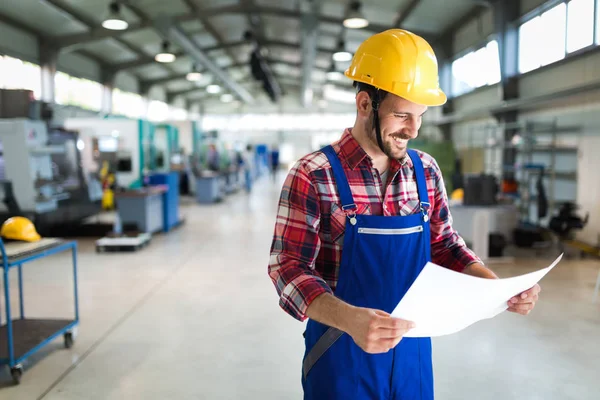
[508,284,541,315]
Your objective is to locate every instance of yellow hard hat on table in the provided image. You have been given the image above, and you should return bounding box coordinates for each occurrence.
[344,29,446,107]
[1,216,42,242]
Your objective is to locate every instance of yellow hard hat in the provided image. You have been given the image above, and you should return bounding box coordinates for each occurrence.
[345,29,447,106]
[451,188,464,201]
[1,217,41,242]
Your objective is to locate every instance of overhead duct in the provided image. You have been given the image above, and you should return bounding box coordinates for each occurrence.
[154,14,254,104]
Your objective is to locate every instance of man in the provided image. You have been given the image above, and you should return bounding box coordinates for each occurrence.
[268,30,540,399]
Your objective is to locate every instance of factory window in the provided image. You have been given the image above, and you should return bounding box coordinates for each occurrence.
[147,101,169,122]
[0,55,41,99]
[518,2,567,73]
[112,89,145,118]
[54,72,102,111]
[169,107,188,121]
[567,0,594,52]
[451,40,501,97]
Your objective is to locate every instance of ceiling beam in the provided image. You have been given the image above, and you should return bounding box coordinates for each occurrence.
[180,0,242,66]
[54,3,435,50]
[170,73,350,100]
[41,0,178,75]
[54,3,247,50]
[141,58,330,87]
[112,40,249,71]
[154,14,254,103]
[393,0,421,28]
[112,38,336,71]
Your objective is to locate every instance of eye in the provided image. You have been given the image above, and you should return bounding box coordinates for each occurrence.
[395,114,408,120]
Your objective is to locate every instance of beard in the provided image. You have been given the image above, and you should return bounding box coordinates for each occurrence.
[366,117,411,160]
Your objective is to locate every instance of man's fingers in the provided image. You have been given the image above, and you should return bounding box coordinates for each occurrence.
[376,315,416,331]
[377,328,411,339]
[508,302,535,313]
[510,285,541,303]
[509,294,539,305]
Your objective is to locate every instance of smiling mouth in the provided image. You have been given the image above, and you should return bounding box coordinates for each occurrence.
[392,136,408,147]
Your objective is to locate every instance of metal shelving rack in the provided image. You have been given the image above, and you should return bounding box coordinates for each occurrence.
[466,119,581,223]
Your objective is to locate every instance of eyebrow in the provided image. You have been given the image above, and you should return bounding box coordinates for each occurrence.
[393,110,428,117]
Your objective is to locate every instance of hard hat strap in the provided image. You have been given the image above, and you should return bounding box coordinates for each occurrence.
[371,89,385,154]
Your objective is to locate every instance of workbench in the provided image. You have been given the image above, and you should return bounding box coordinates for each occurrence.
[195,171,224,204]
[115,186,167,233]
[0,237,79,384]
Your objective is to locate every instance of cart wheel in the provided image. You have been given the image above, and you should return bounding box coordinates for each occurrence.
[10,366,23,385]
[64,332,74,349]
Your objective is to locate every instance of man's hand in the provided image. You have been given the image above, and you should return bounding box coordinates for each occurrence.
[346,308,415,354]
[508,284,541,315]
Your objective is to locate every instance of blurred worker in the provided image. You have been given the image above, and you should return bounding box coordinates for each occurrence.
[270,146,280,182]
[243,144,255,193]
[268,29,541,399]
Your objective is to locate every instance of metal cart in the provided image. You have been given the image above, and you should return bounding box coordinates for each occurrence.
[0,238,79,384]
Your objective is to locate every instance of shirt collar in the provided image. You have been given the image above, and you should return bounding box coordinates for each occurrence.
[337,128,408,171]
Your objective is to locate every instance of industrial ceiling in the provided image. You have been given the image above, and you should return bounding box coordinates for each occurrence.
[0,0,490,110]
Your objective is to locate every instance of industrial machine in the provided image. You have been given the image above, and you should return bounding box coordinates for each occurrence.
[64,118,155,189]
[0,119,102,235]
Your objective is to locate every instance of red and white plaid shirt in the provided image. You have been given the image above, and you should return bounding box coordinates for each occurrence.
[268,129,481,321]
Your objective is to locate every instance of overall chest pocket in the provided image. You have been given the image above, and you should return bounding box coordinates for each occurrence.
[325,203,371,244]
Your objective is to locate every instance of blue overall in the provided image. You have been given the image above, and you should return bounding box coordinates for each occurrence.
[302,146,434,400]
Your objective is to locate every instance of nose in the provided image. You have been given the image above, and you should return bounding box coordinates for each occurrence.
[405,116,420,138]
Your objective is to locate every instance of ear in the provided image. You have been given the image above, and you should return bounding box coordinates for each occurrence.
[355,91,371,118]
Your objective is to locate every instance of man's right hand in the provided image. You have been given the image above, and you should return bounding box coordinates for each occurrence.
[346,308,415,354]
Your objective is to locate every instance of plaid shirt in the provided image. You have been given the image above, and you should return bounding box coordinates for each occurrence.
[268,129,481,322]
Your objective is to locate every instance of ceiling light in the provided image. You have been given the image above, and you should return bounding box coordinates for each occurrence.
[343,1,369,29]
[155,41,176,63]
[186,64,202,81]
[326,67,344,81]
[207,84,221,94]
[220,94,234,103]
[333,51,353,62]
[102,2,129,31]
[186,72,202,81]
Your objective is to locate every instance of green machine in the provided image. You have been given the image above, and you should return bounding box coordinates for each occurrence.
[145,124,180,173]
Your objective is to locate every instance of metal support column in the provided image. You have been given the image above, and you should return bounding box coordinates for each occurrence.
[39,39,59,104]
[101,69,117,115]
[493,0,521,179]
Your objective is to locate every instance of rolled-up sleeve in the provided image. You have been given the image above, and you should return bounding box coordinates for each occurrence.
[429,159,482,272]
[268,161,333,321]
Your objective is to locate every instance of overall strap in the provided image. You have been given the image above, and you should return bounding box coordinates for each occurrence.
[321,145,356,211]
[407,149,430,212]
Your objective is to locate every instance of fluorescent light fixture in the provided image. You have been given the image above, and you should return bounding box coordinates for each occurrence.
[187,64,202,81]
[327,70,345,80]
[102,2,128,31]
[155,41,176,63]
[221,94,234,103]
[207,84,221,94]
[324,85,356,104]
[186,72,202,81]
[344,1,369,29]
[333,51,353,62]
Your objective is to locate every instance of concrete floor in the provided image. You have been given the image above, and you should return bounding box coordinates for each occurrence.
[0,175,599,399]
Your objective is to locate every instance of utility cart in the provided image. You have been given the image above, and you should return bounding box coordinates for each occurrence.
[0,237,79,384]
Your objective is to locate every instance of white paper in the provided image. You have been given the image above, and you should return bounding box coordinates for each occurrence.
[391,254,563,337]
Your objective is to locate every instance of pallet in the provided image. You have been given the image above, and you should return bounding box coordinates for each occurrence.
[95,233,152,253]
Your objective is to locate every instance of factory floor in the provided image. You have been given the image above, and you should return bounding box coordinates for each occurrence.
[0,175,599,400]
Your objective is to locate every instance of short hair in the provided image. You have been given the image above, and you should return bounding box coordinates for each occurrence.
[353,81,389,104]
